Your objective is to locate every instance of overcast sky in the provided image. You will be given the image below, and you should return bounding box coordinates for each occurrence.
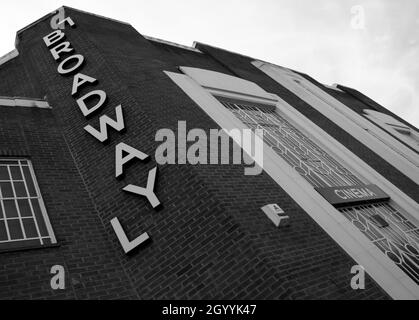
[0,0,418,127]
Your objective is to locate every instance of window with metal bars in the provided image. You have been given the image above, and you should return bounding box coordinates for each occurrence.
[217,96,419,284]
[218,97,364,188]
[340,203,419,284]
[0,159,57,252]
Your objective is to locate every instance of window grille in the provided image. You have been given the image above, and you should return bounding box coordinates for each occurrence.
[0,159,56,252]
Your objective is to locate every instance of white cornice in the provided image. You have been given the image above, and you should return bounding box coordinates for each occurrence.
[0,97,51,109]
[0,49,19,67]
[144,35,202,53]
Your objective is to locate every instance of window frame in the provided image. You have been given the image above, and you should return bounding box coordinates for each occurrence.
[0,158,57,253]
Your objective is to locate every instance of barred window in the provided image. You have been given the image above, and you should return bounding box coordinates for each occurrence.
[0,159,56,252]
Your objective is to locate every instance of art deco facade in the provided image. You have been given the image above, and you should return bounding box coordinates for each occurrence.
[0,6,418,299]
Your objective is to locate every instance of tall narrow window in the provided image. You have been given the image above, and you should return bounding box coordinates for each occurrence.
[0,159,56,252]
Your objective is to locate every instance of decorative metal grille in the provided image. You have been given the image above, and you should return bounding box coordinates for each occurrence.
[219,98,419,284]
[221,100,363,188]
[340,203,419,284]
[0,159,55,251]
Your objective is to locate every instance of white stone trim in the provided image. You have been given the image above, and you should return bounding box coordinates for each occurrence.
[165,70,419,300]
[253,60,419,183]
[205,88,277,106]
[323,83,344,92]
[26,159,57,244]
[363,109,419,154]
[192,41,254,60]
[144,36,202,53]
[180,66,277,102]
[0,49,19,66]
[0,97,51,109]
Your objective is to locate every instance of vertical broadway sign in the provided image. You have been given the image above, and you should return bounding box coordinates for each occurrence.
[43,17,160,254]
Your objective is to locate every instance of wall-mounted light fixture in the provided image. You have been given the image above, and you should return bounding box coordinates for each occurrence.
[261,204,289,228]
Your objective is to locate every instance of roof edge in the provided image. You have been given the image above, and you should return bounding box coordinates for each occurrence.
[15,6,132,49]
[144,35,202,53]
[15,8,58,38]
[193,41,256,61]
[61,6,132,26]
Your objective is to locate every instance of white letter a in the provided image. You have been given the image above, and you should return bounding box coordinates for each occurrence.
[115,143,149,178]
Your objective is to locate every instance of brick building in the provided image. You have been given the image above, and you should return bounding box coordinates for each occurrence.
[0,6,418,300]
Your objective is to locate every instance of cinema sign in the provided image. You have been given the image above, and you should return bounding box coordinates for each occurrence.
[43,17,159,254]
[315,184,390,207]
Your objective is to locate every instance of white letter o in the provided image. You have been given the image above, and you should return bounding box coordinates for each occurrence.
[57,54,84,75]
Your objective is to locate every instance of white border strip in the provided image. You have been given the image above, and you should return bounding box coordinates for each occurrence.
[0,97,51,109]
[27,159,57,243]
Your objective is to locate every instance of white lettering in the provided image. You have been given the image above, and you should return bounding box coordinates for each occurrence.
[50,41,73,60]
[57,17,76,28]
[43,30,65,47]
[123,167,160,208]
[72,73,97,96]
[57,54,84,75]
[335,190,348,200]
[76,89,106,117]
[115,142,149,178]
[110,217,149,254]
[84,105,125,142]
